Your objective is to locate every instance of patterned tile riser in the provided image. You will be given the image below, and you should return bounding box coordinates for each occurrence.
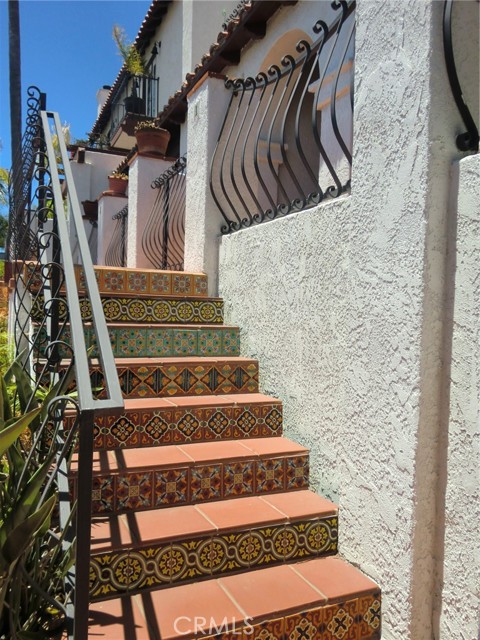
[23,263,209,298]
[202,593,381,640]
[64,403,283,450]
[31,296,223,324]
[89,515,338,600]
[71,455,309,515]
[33,326,241,359]
[89,362,259,400]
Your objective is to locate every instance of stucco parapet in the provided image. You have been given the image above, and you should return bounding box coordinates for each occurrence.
[187,71,227,100]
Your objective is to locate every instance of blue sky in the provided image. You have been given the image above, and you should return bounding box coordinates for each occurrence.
[0,0,151,169]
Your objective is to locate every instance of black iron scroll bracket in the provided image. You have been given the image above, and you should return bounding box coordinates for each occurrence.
[443,0,479,152]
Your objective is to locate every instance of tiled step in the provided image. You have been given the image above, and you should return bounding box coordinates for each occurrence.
[89,491,338,600]
[88,557,381,639]
[88,357,259,400]
[23,262,208,298]
[64,394,283,450]
[35,324,240,359]
[70,437,309,515]
[31,295,224,324]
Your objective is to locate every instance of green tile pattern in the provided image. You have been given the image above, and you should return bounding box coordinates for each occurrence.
[34,325,240,358]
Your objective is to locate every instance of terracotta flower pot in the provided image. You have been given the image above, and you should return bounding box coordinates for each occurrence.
[135,128,171,156]
[82,200,98,220]
[108,176,128,195]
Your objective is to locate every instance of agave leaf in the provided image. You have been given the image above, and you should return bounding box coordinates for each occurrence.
[8,360,36,414]
[0,376,12,424]
[0,408,41,458]
[0,494,56,567]
[10,458,54,530]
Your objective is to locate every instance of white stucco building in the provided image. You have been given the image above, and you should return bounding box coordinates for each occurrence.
[67,1,479,638]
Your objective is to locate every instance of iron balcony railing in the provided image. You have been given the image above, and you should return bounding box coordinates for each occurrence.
[105,204,128,267]
[106,74,159,145]
[142,154,187,270]
[210,0,356,233]
[7,86,123,640]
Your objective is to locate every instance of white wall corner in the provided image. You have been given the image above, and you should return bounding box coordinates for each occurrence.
[97,193,127,266]
[127,154,172,269]
[437,153,480,640]
[184,75,231,295]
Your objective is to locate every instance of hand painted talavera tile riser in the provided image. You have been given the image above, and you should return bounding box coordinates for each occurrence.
[63,402,283,450]
[70,454,309,514]
[89,516,338,600]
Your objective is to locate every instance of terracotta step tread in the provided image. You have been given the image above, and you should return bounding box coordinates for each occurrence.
[88,558,381,640]
[79,322,240,329]
[93,266,206,276]
[64,393,281,416]
[122,392,280,409]
[112,356,255,365]
[90,491,337,551]
[71,437,308,473]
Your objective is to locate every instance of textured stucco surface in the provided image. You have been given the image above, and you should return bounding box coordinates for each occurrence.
[127,155,171,268]
[439,155,480,640]
[206,2,479,639]
[97,193,127,265]
[185,77,230,295]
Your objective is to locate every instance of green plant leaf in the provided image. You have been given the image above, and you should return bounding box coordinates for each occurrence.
[7,360,36,414]
[0,494,56,567]
[0,376,12,424]
[11,457,54,530]
[0,408,40,458]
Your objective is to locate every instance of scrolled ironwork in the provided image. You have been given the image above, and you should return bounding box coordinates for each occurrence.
[443,0,479,152]
[210,0,356,233]
[142,154,187,270]
[105,205,128,267]
[7,87,123,640]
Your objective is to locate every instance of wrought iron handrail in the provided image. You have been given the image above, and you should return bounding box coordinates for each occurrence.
[210,0,356,233]
[443,0,479,152]
[7,86,123,640]
[142,154,187,269]
[105,205,128,267]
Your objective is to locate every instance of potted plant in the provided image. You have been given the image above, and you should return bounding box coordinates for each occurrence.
[134,121,171,156]
[107,172,128,195]
[113,25,146,115]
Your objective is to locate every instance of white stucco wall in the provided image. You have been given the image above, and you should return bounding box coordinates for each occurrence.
[127,154,172,268]
[179,1,480,639]
[68,150,125,264]
[185,76,231,294]
[151,5,184,112]
[182,0,240,79]
[97,193,127,266]
[439,154,480,640]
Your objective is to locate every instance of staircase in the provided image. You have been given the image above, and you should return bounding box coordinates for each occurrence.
[66,265,381,639]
